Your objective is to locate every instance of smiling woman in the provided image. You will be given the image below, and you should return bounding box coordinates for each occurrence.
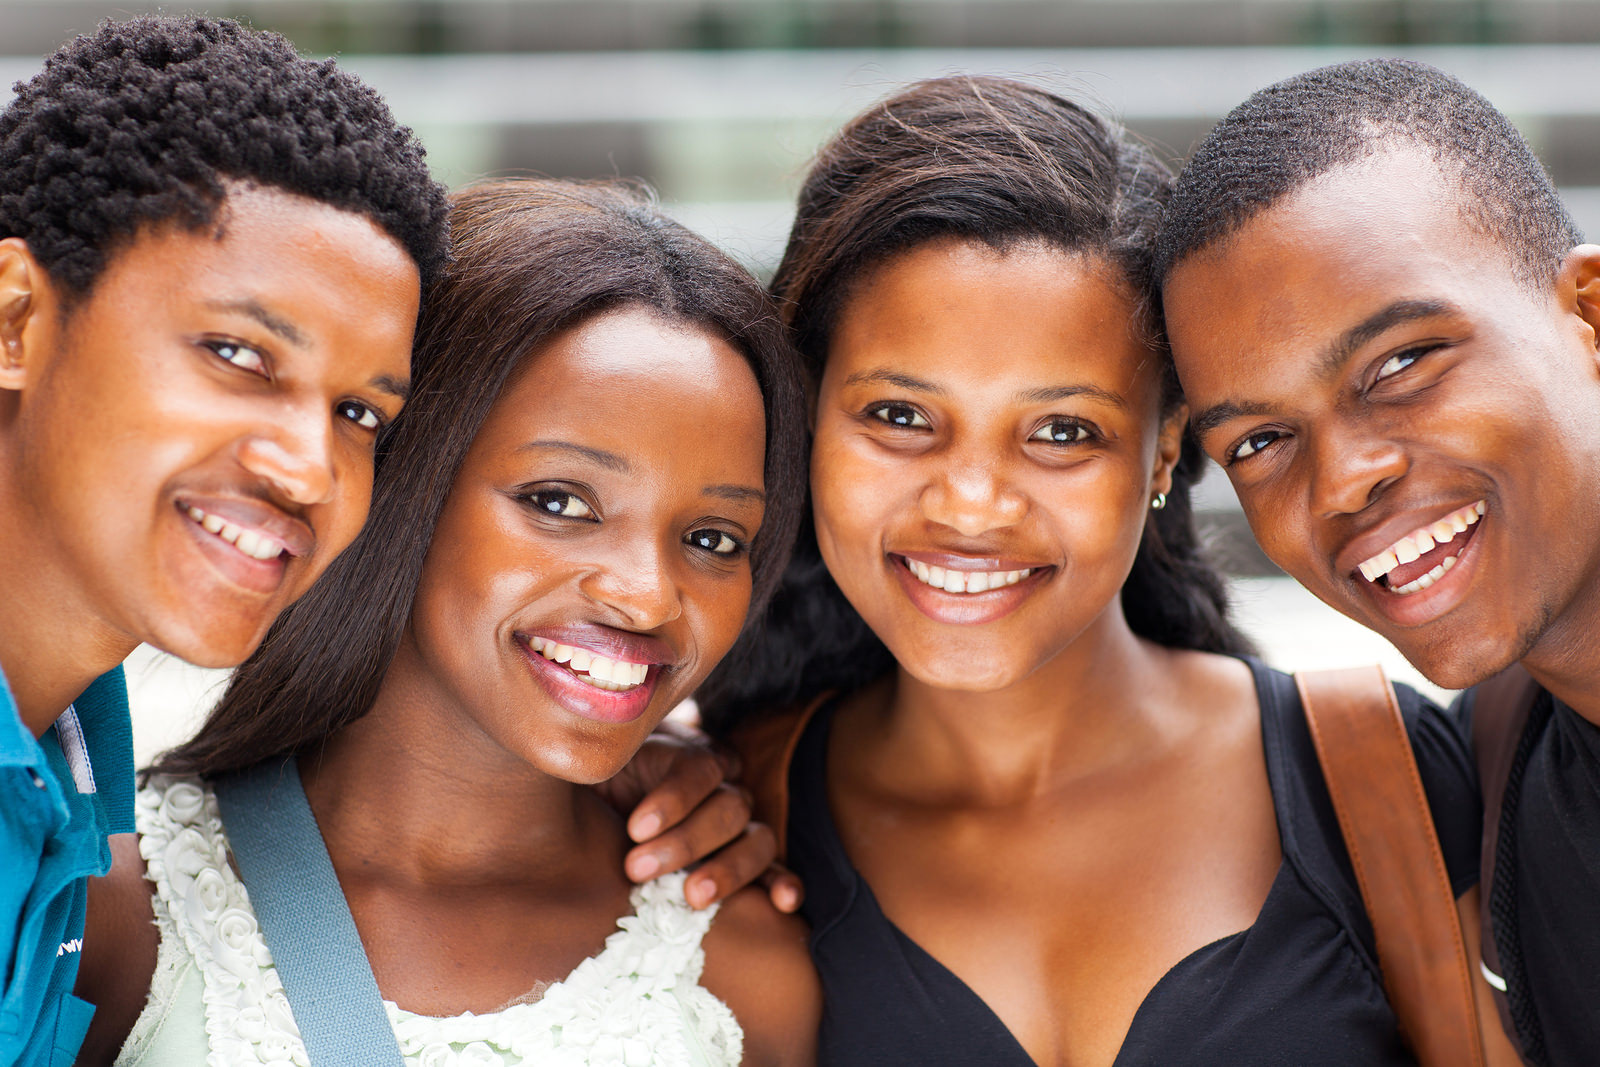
[704,75,1482,1067]
[74,179,818,1067]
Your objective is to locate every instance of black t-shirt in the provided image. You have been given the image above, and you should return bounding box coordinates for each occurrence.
[786,659,1481,1066]
[1470,687,1600,1067]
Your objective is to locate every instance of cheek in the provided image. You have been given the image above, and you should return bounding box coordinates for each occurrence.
[810,428,898,563]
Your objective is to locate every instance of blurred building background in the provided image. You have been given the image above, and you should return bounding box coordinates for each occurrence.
[2,0,1583,759]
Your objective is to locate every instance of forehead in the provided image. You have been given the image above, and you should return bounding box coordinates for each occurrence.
[483,306,765,463]
[1163,148,1525,403]
[830,239,1160,396]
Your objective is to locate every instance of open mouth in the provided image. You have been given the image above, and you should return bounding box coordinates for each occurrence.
[526,635,651,692]
[1355,500,1483,596]
[184,505,289,562]
[901,557,1034,594]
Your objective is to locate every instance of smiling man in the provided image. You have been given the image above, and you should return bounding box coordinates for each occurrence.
[1157,59,1600,1065]
[0,17,450,1066]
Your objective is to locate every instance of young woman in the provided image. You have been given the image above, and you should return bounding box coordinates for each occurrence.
[703,77,1480,1066]
[84,178,818,1067]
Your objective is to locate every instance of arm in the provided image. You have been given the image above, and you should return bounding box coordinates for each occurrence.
[73,833,158,1067]
[1455,887,1526,1067]
[594,720,801,912]
[699,887,821,1067]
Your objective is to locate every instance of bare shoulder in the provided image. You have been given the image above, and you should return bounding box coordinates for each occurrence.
[1160,647,1260,728]
[75,831,159,1066]
[700,885,819,1067]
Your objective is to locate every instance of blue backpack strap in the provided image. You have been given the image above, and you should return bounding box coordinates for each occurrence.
[213,757,406,1067]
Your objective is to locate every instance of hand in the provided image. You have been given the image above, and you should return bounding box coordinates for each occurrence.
[595,720,804,912]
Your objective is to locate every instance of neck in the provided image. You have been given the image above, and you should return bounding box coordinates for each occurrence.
[1521,581,1600,728]
[868,605,1178,805]
[0,460,135,736]
[300,651,621,888]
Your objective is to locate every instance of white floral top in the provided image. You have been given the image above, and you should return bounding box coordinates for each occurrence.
[115,775,743,1067]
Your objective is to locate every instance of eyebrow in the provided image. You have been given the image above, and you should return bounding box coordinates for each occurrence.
[705,485,766,505]
[205,298,307,348]
[842,369,945,395]
[1318,299,1456,377]
[1016,383,1129,409]
[1191,299,1459,440]
[371,374,410,401]
[518,440,630,473]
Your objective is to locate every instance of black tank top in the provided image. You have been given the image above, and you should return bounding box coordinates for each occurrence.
[785,659,1480,1066]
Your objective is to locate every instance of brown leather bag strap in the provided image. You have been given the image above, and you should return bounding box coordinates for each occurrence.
[1297,666,1485,1067]
[729,695,829,859]
[1469,664,1540,1048]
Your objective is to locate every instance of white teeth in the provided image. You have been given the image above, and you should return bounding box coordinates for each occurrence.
[185,505,284,560]
[904,558,1032,594]
[1355,501,1483,586]
[528,637,648,690]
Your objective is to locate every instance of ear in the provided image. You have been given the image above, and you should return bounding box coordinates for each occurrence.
[0,238,48,392]
[1151,402,1187,499]
[1563,244,1600,364]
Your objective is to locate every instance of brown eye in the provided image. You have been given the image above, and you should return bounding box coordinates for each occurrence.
[868,403,930,429]
[1029,419,1090,444]
[526,490,595,520]
[686,528,744,556]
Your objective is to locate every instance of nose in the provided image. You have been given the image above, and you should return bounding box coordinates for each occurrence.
[918,449,1028,537]
[1308,421,1408,518]
[237,401,337,507]
[578,538,685,632]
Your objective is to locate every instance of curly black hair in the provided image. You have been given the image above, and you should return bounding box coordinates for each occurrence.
[0,15,450,300]
[1155,59,1580,291]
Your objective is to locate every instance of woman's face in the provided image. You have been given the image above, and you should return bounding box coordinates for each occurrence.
[402,305,767,783]
[811,238,1182,692]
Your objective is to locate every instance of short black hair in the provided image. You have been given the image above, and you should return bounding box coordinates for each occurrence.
[0,15,450,300]
[1155,58,1581,289]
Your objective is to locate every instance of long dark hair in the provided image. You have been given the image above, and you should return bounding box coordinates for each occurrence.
[160,178,807,777]
[699,76,1250,735]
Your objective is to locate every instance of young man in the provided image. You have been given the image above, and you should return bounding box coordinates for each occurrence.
[1156,60,1600,1065]
[0,17,450,1065]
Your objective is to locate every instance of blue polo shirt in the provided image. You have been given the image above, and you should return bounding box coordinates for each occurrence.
[0,662,133,1067]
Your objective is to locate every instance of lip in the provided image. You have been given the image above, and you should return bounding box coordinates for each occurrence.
[1344,505,1488,630]
[514,623,677,725]
[888,552,1052,626]
[175,498,310,597]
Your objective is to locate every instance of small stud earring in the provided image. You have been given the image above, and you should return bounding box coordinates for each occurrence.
[1150,491,1167,511]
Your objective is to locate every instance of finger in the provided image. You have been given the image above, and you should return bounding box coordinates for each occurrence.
[759,863,805,913]
[625,746,726,844]
[625,784,751,883]
[683,821,779,910]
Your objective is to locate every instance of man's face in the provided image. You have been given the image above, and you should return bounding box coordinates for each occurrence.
[1163,148,1600,688]
[1,185,421,668]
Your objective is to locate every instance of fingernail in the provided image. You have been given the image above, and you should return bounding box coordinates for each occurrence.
[633,812,662,840]
[632,853,661,880]
[688,877,712,909]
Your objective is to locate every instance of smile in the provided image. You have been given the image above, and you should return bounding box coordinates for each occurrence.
[185,505,288,562]
[903,558,1032,594]
[527,635,650,692]
[1355,500,1484,595]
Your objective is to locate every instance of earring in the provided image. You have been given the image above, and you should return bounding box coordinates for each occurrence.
[1150,491,1167,511]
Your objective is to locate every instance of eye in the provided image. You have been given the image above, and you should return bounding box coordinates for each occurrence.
[206,340,267,376]
[1375,351,1420,382]
[526,490,596,520]
[1229,429,1284,462]
[336,400,384,431]
[867,402,930,429]
[1029,419,1092,444]
[686,528,745,556]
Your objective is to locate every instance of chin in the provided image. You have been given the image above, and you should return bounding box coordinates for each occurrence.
[900,653,1027,694]
[1390,629,1527,692]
